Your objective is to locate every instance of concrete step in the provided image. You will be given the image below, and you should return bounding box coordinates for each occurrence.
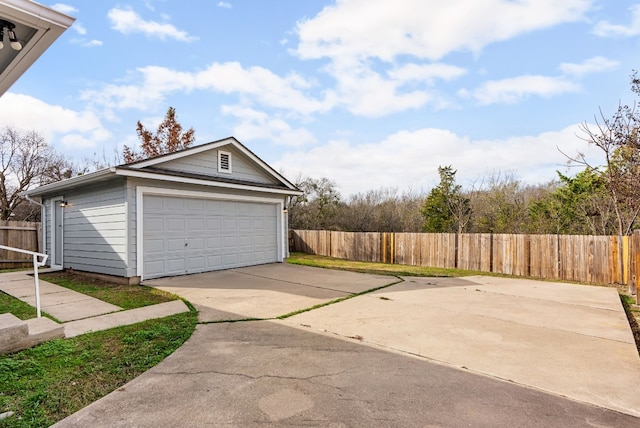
[0,313,29,354]
[25,317,65,346]
[0,313,64,354]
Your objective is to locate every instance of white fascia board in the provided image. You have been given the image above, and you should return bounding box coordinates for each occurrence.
[127,137,299,191]
[115,168,303,196]
[127,137,235,169]
[21,167,116,197]
[0,1,75,96]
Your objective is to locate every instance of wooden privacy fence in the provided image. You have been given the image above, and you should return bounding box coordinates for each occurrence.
[0,221,42,269]
[290,230,640,293]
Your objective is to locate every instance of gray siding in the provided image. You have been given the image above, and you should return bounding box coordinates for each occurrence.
[57,180,128,277]
[125,179,137,278]
[156,145,279,184]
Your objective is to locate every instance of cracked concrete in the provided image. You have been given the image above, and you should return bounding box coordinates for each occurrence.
[55,321,639,427]
[53,264,640,427]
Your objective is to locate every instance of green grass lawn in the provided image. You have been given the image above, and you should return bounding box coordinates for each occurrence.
[0,292,38,321]
[40,271,178,309]
[0,272,197,426]
[286,252,483,277]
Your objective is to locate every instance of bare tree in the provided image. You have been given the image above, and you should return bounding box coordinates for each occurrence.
[123,107,196,163]
[569,73,640,236]
[0,126,73,220]
[288,176,342,230]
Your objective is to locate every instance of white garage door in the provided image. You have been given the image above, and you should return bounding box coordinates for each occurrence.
[142,195,279,279]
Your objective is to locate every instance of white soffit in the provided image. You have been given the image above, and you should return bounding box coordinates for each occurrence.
[0,0,75,96]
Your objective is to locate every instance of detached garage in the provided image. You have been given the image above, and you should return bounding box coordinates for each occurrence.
[22,137,301,282]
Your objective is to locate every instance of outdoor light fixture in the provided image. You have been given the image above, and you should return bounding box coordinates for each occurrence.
[60,200,68,208]
[0,19,22,51]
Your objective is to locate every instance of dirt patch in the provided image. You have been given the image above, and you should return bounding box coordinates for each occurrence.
[43,270,123,287]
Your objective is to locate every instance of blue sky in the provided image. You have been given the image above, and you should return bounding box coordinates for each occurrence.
[1,0,639,196]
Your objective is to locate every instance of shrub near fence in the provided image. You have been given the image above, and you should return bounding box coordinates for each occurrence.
[0,220,42,269]
[290,230,640,293]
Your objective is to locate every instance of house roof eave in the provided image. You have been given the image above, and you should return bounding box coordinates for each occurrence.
[20,167,117,197]
[114,167,303,196]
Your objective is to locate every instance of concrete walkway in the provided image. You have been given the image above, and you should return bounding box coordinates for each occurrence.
[0,271,190,340]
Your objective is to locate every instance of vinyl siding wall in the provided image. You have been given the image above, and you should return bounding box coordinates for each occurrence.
[158,145,279,184]
[47,179,128,277]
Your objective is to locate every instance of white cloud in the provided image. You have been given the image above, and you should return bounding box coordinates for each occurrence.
[290,0,593,117]
[222,105,317,147]
[50,3,78,15]
[82,40,103,47]
[0,93,111,150]
[559,56,619,76]
[80,62,335,115]
[217,2,232,8]
[387,63,466,84]
[72,22,87,35]
[294,0,593,62]
[107,8,198,42]
[459,75,580,105]
[593,4,640,37]
[276,125,605,196]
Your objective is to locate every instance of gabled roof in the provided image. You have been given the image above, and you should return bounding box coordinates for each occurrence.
[22,137,302,197]
[125,136,298,189]
[0,1,75,96]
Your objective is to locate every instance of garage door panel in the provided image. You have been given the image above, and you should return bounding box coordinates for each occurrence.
[167,238,185,251]
[187,256,205,270]
[166,198,185,210]
[145,239,164,253]
[186,199,204,211]
[188,218,205,231]
[143,195,279,279]
[223,253,237,265]
[206,218,222,229]
[167,218,185,231]
[207,237,222,247]
[188,238,205,250]
[144,218,163,232]
[167,258,185,272]
[145,196,164,210]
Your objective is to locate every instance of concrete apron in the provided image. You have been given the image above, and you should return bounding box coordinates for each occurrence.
[144,263,396,321]
[146,264,640,417]
[281,275,640,418]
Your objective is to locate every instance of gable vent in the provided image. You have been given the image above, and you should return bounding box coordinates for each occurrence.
[218,150,232,173]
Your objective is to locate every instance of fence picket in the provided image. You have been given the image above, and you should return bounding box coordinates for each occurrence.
[290,230,630,285]
[0,221,42,268]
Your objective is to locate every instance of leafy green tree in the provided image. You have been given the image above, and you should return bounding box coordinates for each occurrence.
[123,107,195,163]
[421,166,470,233]
[529,169,613,235]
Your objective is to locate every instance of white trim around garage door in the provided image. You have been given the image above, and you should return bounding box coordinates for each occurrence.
[135,186,285,281]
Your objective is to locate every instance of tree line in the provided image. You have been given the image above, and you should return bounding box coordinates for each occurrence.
[289,73,640,237]
[2,73,640,237]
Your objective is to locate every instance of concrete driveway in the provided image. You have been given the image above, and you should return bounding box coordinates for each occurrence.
[54,263,640,427]
[143,263,396,321]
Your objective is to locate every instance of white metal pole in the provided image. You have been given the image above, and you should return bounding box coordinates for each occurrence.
[33,253,42,318]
